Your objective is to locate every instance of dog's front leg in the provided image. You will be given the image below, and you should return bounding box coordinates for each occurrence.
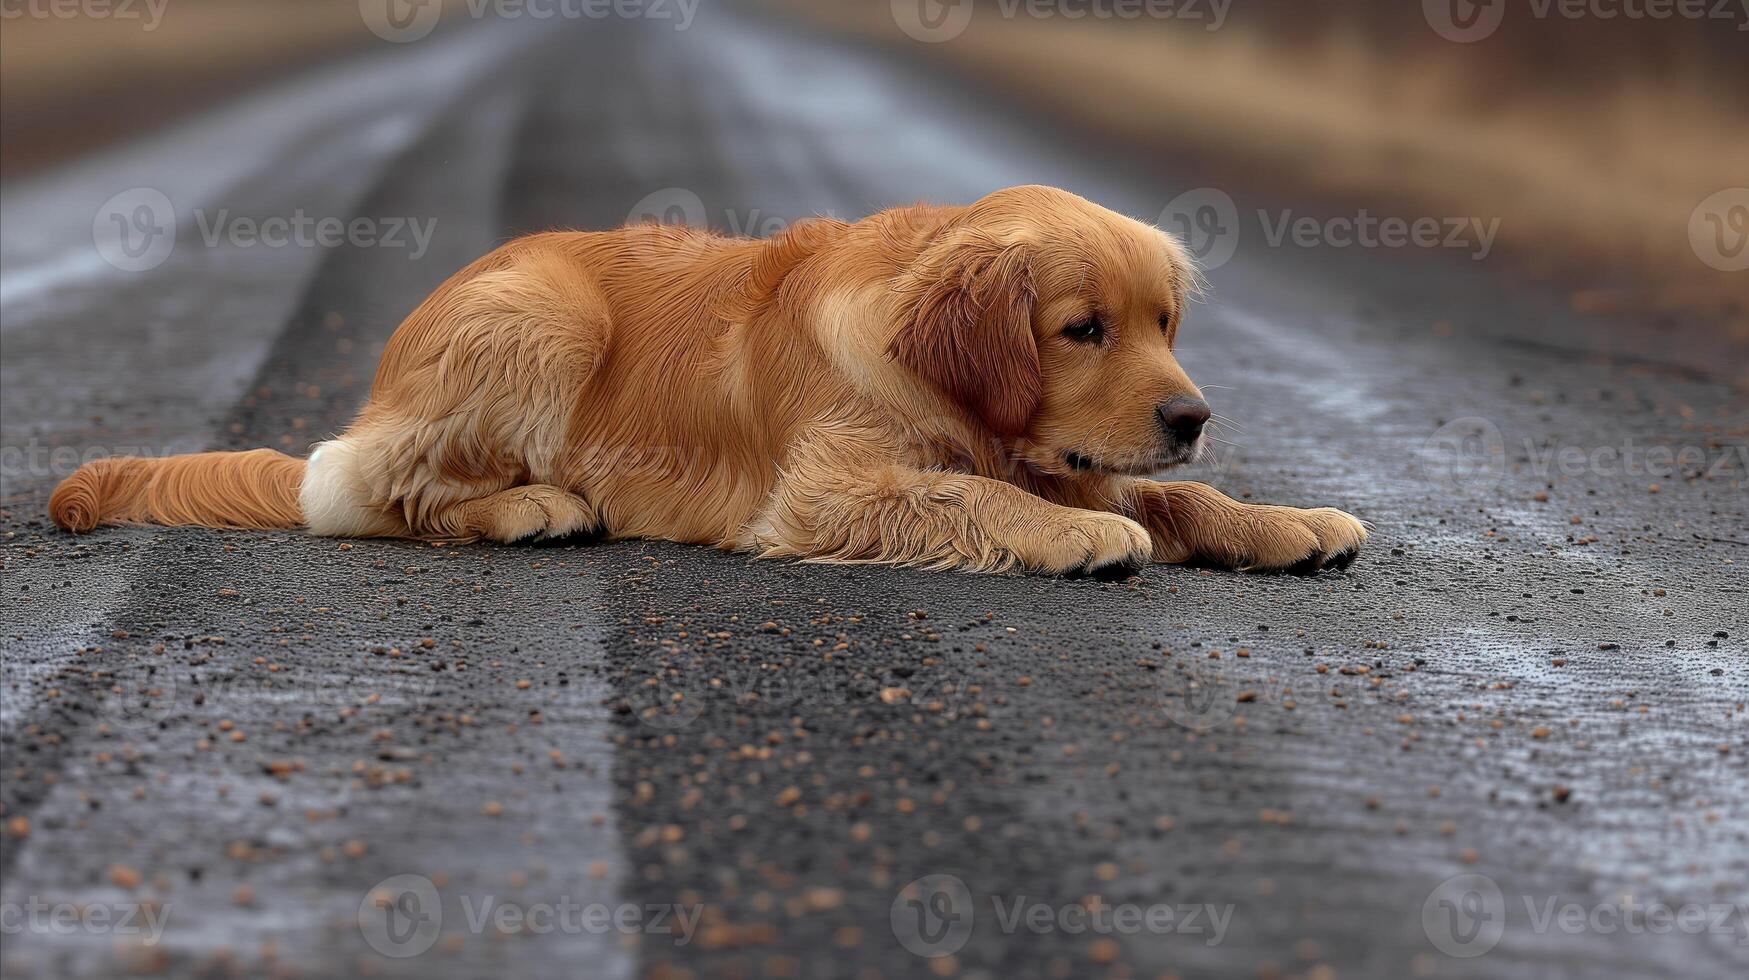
[751,463,1153,577]
[1111,479,1367,573]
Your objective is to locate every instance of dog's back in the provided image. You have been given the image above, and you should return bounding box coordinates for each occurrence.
[50,219,855,544]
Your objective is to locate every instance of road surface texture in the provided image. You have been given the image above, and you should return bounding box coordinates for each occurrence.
[2,7,1745,980]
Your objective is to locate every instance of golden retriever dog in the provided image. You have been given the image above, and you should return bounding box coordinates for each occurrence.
[50,185,1365,576]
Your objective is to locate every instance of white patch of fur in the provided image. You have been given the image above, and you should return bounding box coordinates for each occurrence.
[299,438,399,537]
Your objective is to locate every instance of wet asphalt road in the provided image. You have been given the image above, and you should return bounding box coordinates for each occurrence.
[2,7,1746,980]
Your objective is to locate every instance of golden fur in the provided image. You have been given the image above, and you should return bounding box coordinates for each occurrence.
[50,186,1365,575]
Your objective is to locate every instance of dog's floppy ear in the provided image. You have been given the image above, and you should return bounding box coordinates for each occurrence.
[887,227,1040,437]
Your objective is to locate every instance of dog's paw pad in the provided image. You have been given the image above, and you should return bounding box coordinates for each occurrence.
[1072,552,1146,581]
[531,523,605,547]
[1323,548,1359,571]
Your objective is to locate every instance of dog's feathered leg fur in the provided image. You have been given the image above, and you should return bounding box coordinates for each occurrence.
[1052,477,1368,572]
[747,432,1153,576]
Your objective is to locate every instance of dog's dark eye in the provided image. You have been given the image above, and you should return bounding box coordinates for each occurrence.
[1062,316,1103,343]
[1158,313,1173,332]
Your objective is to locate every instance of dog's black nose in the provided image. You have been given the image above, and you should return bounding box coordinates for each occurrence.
[1156,397,1211,443]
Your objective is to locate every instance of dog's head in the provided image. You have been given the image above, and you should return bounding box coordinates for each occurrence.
[888,185,1207,477]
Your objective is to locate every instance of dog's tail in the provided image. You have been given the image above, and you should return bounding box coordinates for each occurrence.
[49,449,305,533]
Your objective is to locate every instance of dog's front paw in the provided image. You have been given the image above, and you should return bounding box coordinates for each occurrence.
[1028,512,1153,579]
[1221,505,1367,573]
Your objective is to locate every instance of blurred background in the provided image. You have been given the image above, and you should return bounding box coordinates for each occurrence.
[4,0,1746,331]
